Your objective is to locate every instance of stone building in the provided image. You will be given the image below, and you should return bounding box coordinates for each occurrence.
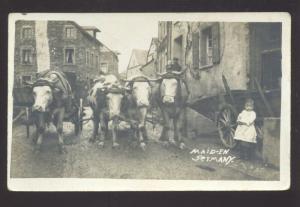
[14,20,119,88]
[157,21,282,135]
[99,45,119,77]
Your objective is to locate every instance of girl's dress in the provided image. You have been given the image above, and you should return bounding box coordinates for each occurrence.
[234,110,257,143]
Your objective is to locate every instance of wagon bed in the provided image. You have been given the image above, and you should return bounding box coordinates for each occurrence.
[187,75,281,149]
[13,71,84,138]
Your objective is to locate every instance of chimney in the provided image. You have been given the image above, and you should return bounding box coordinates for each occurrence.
[82,26,101,39]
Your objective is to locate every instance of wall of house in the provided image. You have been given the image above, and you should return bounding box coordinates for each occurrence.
[184,22,250,101]
[14,20,101,88]
[127,65,143,79]
[47,21,101,80]
[99,51,119,76]
[141,60,157,78]
[14,20,38,85]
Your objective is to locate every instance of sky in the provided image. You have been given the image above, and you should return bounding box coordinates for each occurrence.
[67,15,158,73]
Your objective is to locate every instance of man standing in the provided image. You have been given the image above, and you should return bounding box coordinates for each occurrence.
[172,57,182,72]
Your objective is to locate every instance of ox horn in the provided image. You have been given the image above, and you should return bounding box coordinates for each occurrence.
[156,71,168,77]
[171,69,187,75]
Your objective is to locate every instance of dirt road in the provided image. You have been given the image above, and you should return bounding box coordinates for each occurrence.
[10,111,279,180]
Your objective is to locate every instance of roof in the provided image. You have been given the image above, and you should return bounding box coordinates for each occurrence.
[81,26,101,32]
[151,37,159,46]
[127,49,148,69]
[68,21,102,46]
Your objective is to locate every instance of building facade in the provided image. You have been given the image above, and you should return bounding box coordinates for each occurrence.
[157,21,282,100]
[156,21,282,134]
[14,20,119,88]
[99,45,119,77]
[140,38,159,78]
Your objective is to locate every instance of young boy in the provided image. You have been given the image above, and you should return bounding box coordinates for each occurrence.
[234,98,257,160]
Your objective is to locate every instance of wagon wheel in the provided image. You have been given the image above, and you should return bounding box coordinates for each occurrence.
[217,105,237,149]
[74,99,83,135]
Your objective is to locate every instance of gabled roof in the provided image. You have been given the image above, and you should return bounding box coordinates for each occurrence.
[151,37,159,46]
[127,49,148,69]
[67,21,102,46]
[147,37,159,58]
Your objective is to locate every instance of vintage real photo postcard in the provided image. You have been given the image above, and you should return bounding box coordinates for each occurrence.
[7,13,291,191]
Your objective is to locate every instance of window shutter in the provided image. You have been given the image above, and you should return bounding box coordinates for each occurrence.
[212,22,220,64]
[192,31,200,69]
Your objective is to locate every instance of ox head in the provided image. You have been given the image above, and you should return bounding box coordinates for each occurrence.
[123,76,152,108]
[156,70,186,104]
[90,77,129,120]
[25,78,60,112]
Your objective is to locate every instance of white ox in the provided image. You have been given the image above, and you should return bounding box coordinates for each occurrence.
[123,76,152,150]
[88,74,127,148]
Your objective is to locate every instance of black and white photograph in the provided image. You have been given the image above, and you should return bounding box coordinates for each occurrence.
[7,13,291,191]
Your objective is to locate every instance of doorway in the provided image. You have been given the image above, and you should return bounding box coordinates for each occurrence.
[261,49,282,90]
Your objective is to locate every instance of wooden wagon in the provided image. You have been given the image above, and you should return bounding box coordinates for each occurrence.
[13,71,84,138]
[188,75,281,148]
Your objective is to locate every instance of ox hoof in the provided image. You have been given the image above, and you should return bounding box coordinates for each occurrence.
[140,142,146,151]
[179,142,186,150]
[98,141,105,148]
[112,142,120,149]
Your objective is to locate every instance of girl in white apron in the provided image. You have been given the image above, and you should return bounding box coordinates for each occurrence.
[234,98,257,160]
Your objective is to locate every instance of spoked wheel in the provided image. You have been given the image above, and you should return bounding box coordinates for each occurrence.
[74,99,83,136]
[217,104,237,149]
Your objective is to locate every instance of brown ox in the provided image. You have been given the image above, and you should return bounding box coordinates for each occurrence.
[26,70,72,153]
[88,74,129,148]
[152,70,189,149]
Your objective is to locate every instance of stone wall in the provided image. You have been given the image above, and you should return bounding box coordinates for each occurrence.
[47,21,101,80]
[99,51,119,76]
[14,20,102,87]
[14,20,37,85]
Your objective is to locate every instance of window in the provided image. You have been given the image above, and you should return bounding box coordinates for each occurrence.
[201,27,213,66]
[193,23,220,69]
[65,26,76,39]
[65,48,75,64]
[22,27,33,39]
[21,48,33,64]
[100,63,108,73]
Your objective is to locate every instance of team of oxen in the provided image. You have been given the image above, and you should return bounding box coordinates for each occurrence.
[25,69,190,153]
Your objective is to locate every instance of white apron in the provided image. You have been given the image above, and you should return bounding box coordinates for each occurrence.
[234,110,257,143]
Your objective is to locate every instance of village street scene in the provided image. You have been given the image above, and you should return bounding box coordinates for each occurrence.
[11,19,281,180]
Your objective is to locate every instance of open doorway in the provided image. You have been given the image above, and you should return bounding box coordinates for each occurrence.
[261,49,282,90]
